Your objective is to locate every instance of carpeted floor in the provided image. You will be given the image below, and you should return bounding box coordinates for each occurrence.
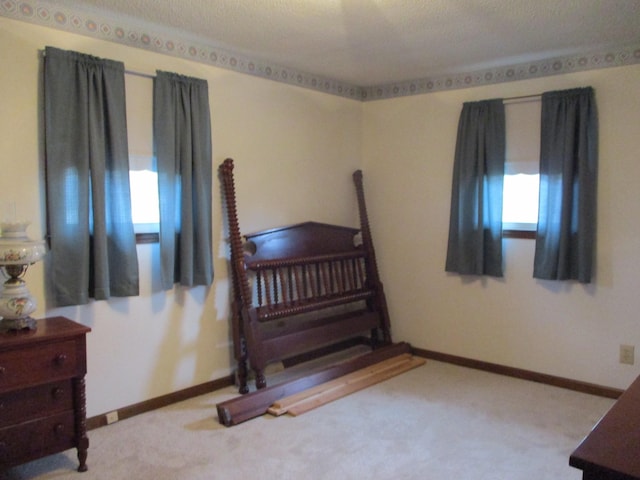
[3,359,613,480]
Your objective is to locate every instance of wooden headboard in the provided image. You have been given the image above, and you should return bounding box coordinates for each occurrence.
[219,158,392,393]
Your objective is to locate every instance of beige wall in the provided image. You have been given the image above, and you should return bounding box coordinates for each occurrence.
[363,64,640,390]
[2,14,639,420]
[0,16,362,417]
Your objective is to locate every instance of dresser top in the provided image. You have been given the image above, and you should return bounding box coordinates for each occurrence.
[0,316,90,349]
[570,373,640,478]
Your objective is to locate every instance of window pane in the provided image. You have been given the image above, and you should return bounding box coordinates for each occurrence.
[503,173,539,230]
[129,168,159,232]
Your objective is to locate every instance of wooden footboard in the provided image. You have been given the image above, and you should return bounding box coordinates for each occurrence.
[219,159,392,393]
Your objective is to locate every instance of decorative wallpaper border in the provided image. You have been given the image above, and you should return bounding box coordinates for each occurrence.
[2,0,640,102]
[362,45,640,101]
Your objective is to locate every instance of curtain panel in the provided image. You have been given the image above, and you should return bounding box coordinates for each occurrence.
[534,87,598,283]
[44,46,139,306]
[153,71,213,289]
[445,99,506,277]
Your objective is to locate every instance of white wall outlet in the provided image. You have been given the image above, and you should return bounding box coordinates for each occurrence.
[106,410,119,424]
[619,345,635,365]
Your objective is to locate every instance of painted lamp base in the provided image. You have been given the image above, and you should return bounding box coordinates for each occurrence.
[0,282,38,333]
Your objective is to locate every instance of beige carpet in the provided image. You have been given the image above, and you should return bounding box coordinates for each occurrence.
[3,359,613,480]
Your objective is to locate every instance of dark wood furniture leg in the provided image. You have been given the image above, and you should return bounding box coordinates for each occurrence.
[74,377,89,472]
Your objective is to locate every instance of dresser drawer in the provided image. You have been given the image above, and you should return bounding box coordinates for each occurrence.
[0,380,73,428]
[0,411,76,468]
[0,340,79,392]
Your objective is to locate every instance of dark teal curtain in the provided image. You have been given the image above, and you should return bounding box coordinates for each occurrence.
[534,87,598,283]
[153,71,213,289]
[446,99,505,276]
[44,47,139,306]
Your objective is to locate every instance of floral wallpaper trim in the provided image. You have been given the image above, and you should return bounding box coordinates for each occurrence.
[0,0,362,100]
[2,0,639,102]
[363,44,640,101]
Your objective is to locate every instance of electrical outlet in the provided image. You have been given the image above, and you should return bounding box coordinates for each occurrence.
[105,411,119,424]
[619,345,635,365]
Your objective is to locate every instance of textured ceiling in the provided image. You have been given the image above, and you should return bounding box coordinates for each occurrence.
[31,0,640,86]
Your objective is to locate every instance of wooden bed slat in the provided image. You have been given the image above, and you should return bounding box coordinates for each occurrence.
[287,356,426,416]
[267,353,414,416]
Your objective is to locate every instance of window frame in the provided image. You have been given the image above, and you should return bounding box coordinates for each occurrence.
[503,228,535,239]
[136,232,159,243]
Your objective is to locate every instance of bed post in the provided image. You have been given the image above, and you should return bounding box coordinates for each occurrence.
[353,170,392,344]
[219,158,252,393]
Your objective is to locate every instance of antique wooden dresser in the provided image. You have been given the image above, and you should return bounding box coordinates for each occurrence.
[0,317,90,472]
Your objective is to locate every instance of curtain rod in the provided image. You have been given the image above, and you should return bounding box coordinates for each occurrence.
[503,93,541,104]
[125,69,155,80]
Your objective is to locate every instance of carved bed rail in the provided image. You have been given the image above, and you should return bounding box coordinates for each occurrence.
[247,250,372,321]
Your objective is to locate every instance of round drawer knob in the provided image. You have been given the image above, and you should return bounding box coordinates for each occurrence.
[0,366,5,375]
[54,354,68,365]
[52,387,64,399]
[54,423,65,435]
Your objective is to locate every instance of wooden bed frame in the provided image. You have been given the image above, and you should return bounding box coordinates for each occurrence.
[219,158,392,394]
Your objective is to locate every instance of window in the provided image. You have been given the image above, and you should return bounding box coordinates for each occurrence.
[503,170,539,231]
[125,73,158,242]
[129,155,159,234]
[503,98,541,238]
